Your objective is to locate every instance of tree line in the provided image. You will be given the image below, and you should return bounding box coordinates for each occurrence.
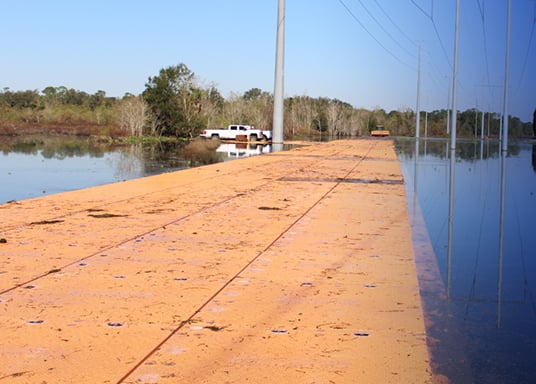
[1,63,533,139]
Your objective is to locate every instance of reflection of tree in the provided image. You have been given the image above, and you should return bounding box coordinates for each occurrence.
[111,144,143,179]
[532,145,536,173]
[112,140,222,177]
[3,136,108,159]
[141,141,188,174]
[137,140,222,174]
[395,139,523,163]
[533,108,536,137]
[41,141,88,159]
[4,137,245,180]
[181,139,222,166]
[455,141,521,161]
[5,140,41,155]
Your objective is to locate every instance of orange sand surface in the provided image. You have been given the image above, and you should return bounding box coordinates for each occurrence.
[0,139,432,383]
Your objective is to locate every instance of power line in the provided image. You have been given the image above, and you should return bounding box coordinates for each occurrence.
[514,1,536,96]
[410,0,453,69]
[424,65,447,94]
[422,47,448,79]
[410,0,431,19]
[430,1,453,69]
[475,0,492,105]
[373,0,418,48]
[355,0,417,60]
[367,0,450,106]
[337,0,416,70]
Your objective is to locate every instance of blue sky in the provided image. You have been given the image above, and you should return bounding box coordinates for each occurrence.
[1,0,535,122]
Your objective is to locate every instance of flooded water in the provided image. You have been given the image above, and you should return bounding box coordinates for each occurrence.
[0,136,273,203]
[396,138,536,384]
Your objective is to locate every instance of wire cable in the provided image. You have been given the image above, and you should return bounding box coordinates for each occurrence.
[476,0,491,88]
[355,0,417,60]
[370,0,449,94]
[514,2,536,98]
[430,2,453,70]
[410,0,432,19]
[476,0,493,111]
[373,0,418,48]
[337,0,416,71]
[410,0,453,70]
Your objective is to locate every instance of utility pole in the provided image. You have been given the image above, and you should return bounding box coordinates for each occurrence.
[475,84,502,137]
[450,0,460,150]
[487,107,491,137]
[501,0,511,152]
[481,110,485,140]
[415,44,421,139]
[425,111,428,138]
[500,112,503,139]
[446,80,450,135]
[474,101,478,138]
[272,0,285,144]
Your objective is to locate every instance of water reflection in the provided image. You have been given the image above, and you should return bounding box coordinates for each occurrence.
[396,138,536,383]
[216,142,272,159]
[1,136,108,159]
[497,150,507,328]
[532,144,536,173]
[0,136,273,203]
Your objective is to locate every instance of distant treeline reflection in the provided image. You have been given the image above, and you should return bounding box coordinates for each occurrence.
[397,138,536,174]
[1,136,222,170]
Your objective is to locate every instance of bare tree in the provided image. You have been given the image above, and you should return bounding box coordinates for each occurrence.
[117,96,147,137]
[199,85,223,128]
[222,92,248,125]
[288,96,315,137]
[247,92,273,129]
[326,100,344,137]
[349,109,363,136]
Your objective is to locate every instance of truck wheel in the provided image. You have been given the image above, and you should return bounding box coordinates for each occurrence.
[211,134,219,140]
[250,134,258,142]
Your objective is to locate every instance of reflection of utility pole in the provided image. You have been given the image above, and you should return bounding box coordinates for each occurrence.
[413,138,420,228]
[476,84,503,137]
[480,129,484,160]
[447,146,455,300]
[497,150,507,327]
[272,0,285,144]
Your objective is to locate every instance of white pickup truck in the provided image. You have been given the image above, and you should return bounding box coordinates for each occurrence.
[200,125,272,142]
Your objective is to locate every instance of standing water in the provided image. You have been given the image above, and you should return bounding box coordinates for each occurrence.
[396,138,536,384]
[0,136,273,203]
